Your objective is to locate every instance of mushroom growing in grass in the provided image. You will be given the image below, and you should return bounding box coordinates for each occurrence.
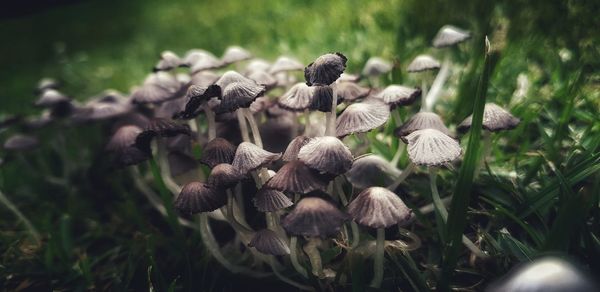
[346,154,401,189]
[231,141,281,178]
[297,136,353,176]
[407,54,440,105]
[335,99,390,148]
[266,160,328,194]
[278,82,315,113]
[3,134,39,151]
[304,52,347,136]
[347,187,415,288]
[253,188,293,212]
[282,197,349,278]
[131,72,182,104]
[105,125,151,167]
[269,56,304,87]
[153,50,181,72]
[361,56,392,87]
[221,46,252,66]
[199,137,237,168]
[336,82,370,103]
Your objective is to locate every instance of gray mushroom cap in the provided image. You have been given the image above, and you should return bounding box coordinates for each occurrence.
[346,155,401,189]
[407,55,441,73]
[207,163,244,189]
[362,57,392,77]
[457,103,520,133]
[394,111,453,141]
[221,46,253,65]
[282,135,312,161]
[335,99,390,138]
[248,229,290,256]
[253,188,293,212]
[174,182,226,214]
[199,138,237,168]
[247,71,277,90]
[154,50,181,72]
[278,83,315,112]
[347,187,412,228]
[35,89,70,107]
[266,160,328,194]
[282,197,349,237]
[245,59,271,74]
[131,72,181,104]
[106,125,143,151]
[432,25,471,48]
[373,85,421,107]
[336,82,370,102]
[231,142,281,174]
[298,136,353,175]
[269,56,304,74]
[405,128,461,166]
[304,52,347,86]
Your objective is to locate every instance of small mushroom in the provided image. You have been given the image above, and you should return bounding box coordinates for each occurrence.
[174,182,226,214]
[432,25,471,48]
[266,160,328,194]
[153,50,181,72]
[336,82,370,103]
[245,59,271,74]
[35,89,70,107]
[106,125,143,151]
[457,102,520,133]
[253,188,293,212]
[199,138,237,168]
[247,71,277,91]
[207,163,244,189]
[221,46,253,65]
[335,99,390,138]
[362,57,392,78]
[297,136,353,175]
[278,83,315,112]
[231,142,281,174]
[282,135,312,161]
[405,128,461,167]
[304,53,347,86]
[3,134,39,151]
[248,229,290,256]
[269,56,304,74]
[131,72,182,104]
[346,155,401,189]
[407,54,441,73]
[394,111,453,142]
[372,85,421,108]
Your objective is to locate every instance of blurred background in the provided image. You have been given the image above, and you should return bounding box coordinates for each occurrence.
[1,0,599,290]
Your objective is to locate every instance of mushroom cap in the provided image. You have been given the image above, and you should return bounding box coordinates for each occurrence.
[3,134,39,151]
[266,160,328,194]
[207,163,244,189]
[174,182,226,214]
[248,229,290,256]
[35,89,70,107]
[154,50,181,72]
[231,142,281,174]
[278,83,315,112]
[304,52,347,86]
[135,118,191,150]
[106,125,143,151]
[308,85,333,112]
[282,135,312,161]
[247,71,277,90]
[432,25,471,48]
[362,57,393,77]
[457,103,520,133]
[189,53,224,73]
[199,138,237,168]
[167,151,198,177]
[282,197,349,237]
[347,187,412,228]
[335,99,390,138]
[191,71,221,87]
[213,81,265,114]
[221,46,252,65]
[113,145,151,167]
[373,85,421,107]
[487,257,598,292]
[245,59,271,74]
[131,72,181,104]
[253,188,293,212]
[182,49,219,67]
[298,136,353,175]
[346,154,401,189]
[394,111,453,141]
[338,73,361,83]
[215,71,251,88]
[405,128,461,166]
[173,84,221,119]
[336,82,370,102]
[269,56,304,74]
[407,55,441,72]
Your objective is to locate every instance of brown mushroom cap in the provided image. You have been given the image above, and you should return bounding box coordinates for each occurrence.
[231,142,281,174]
[304,52,347,86]
[199,138,237,168]
[266,160,328,194]
[207,163,244,189]
[362,57,392,77]
[457,103,520,133]
[405,128,461,166]
[282,135,312,161]
[248,229,290,256]
[281,197,349,237]
[106,125,143,151]
[253,188,293,212]
[347,187,412,228]
[345,155,401,189]
[297,136,353,175]
[174,182,226,214]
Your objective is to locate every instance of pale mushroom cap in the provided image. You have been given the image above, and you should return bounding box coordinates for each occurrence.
[248,229,290,256]
[245,59,271,73]
[458,102,520,133]
[362,57,393,76]
[231,142,281,174]
[373,85,421,106]
[335,99,390,138]
[336,82,370,102]
[432,25,471,48]
[338,73,361,83]
[36,77,59,92]
[282,197,349,237]
[405,128,461,166]
[304,52,347,86]
[216,70,252,88]
[407,55,441,72]
[247,71,277,90]
[347,187,412,228]
[266,160,328,194]
[154,50,181,71]
[215,81,265,113]
[221,46,252,65]
[35,89,69,107]
[298,136,353,175]
[346,155,401,189]
[394,111,453,139]
[189,53,224,73]
[269,56,304,74]
[253,188,293,212]
[182,49,217,66]
[106,125,142,151]
[278,82,315,111]
[191,71,221,87]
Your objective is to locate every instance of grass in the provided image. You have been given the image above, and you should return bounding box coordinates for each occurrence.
[1,0,600,291]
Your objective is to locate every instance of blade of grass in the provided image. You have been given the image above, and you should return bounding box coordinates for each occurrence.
[438,37,494,291]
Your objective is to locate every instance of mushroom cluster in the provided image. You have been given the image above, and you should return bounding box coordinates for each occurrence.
[1,28,525,290]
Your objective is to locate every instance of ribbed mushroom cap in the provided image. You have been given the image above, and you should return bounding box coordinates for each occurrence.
[207,163,244,189]
[215,71,251,88]
[213,81,265,114]
[266,160,328,194]
[247,70,277,90]
[231,142,281,174]
[338,73,360,83]
[181,49,216,66]
[36,78,60,93]
[282,135,312,161]
[245,59,271,74]
[35,89,70,107]
[304,52,347,86]
[135,118,191,149]
[432,25,471,48]
[269,56,304,74]
[221,46,252,65]
[282,197,348,237]
[407,55,441,72]
[405,128,461,166]
[3,134,39,151]
[190,53,224,73]
[153,50,181,72]
[348,187,412,228]
[278,83,315,111]
[253,188,293,212]
[487,257,598,292]
[457,103,520,133]
[106,125,143,151]
[248,229,290,256]
[362,57,392,77]
[199,138,237,168]
[131,72,181,104]
[335,99,390,138]
[174,182,226,214]
[168,151,198,177]
[346,155,401,189]
[373,85,422,107]
[298,136,353,175]
[308,85,333,112]
[336,82,370,102]
[173,84,221,119]
[394,111,452,142]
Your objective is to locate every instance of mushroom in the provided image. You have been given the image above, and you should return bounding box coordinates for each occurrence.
[265,160,328,194]
[361,57,392,87]
[335,99,390,138]
[3,134,39,151]
[278,83,315,112]
[347,187,413,288]
[153,50,181,72]
[297,136,353,175]
[131,72,182,104]
[36,77,60,93]
[432,25,471,48]
[336,82,370,103]
[372,85,421,109]
[174,182,226,214]
[247,70,277,91]
[282,135,312,161]
[221,46,252,65]
[346,154,401,189]
[253,188,293,212]
[394,111,453,142]
[245,59,271,74]
[231,142,281,175]
[200,137,237,168]
[407,54,440,105]
[207,163,244,189]
[248,229,290,256]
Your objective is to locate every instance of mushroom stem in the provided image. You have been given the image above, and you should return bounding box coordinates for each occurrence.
[156,141,182,195]
[225,190,253,238]
[420,78,428,100]
[428,168,488,258]
[370,227,386,288]
[325,84,338,136]
[204,108,217,140]
[198,213,270,278]
[390,142,406,167]
[0,189,41,245]
[147,157,182,234]
[334,178,360,248]
[423,56,451,112]
[387,161,415,190]
[303,237,324,277]
[269,256,314,291]
[391,109,403,128]
[290,236,309,278]
[243,108,263,148]
[475,131,492,178]
[236,109,251,142]
[303,109,311,136]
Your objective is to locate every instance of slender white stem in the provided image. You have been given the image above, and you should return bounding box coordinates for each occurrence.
[370,228,385,288]
[391,110,403,128]
[243,108,263,148]
[334,178,360,248]
[325,84,338,136]
[236,109,251,142]
[205,108,217,140]
[290,236,308,278]
[387,162,415,190]
[155,141,182,195]
[423,56,451,112]
[303,237,323,277]
[0,189,41,244]
[475,132,492,178]
[390,143,405,167]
